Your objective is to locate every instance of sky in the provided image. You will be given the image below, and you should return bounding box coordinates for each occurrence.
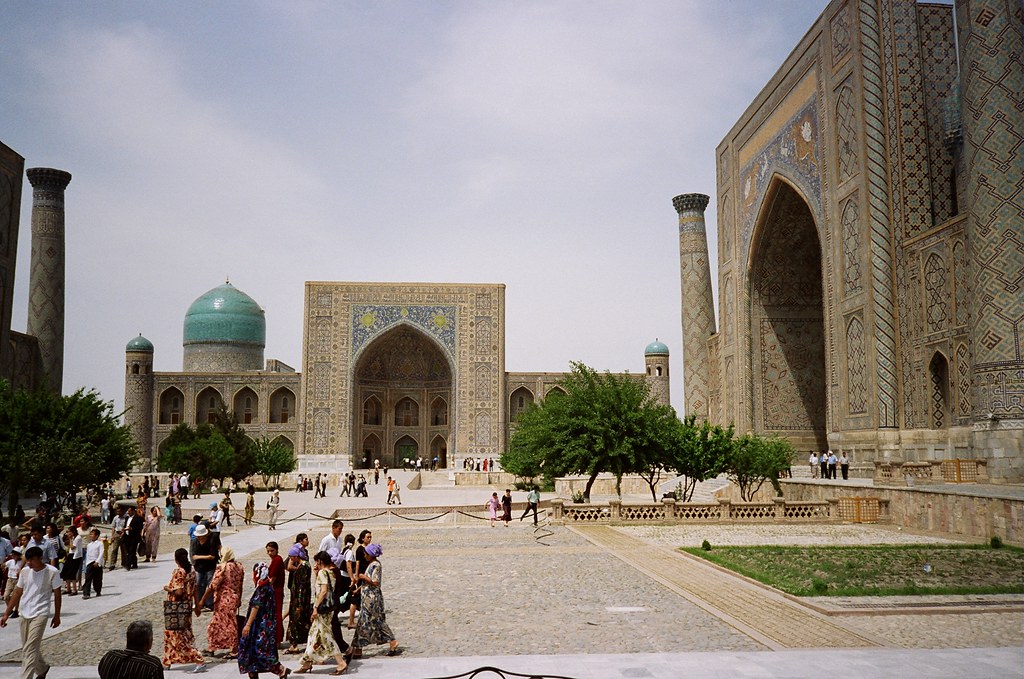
[1,1,829,416]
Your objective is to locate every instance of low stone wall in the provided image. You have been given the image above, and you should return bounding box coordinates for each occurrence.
[555,474,657,497]
[454,472,519,486]
[548,497,871,525]
[758,480,1024,546]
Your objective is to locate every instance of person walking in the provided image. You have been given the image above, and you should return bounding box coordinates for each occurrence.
[238,563,289,678]
[190,524,217,612]
[220,491,234,529]
[108,506,126,570]
[297,551,347,674]
[284,544,312,655]
[486,492,500,528]
[840,452,850,480]
[351,544,399,658]
[99,620,164,679]
[520,487,540,525]
[82,528,104,599]
[501,490,513,527]
[1,545,62,679]
[266,542,286,647]
[267,490,281,530]
[162,548,207,672]
[196,546,245,659]
[385,477,395,505]
[124,506,144,571]
[244,488,256,526]
[142,506,162,563]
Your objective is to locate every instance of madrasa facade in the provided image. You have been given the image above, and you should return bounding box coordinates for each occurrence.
[677,0,1023,482]
[124,282,672,473]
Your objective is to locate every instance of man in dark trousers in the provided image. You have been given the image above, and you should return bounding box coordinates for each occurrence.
[123,507,144,570]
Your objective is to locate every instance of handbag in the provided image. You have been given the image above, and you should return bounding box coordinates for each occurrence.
[316,574,335,614]
[163,600,192,631]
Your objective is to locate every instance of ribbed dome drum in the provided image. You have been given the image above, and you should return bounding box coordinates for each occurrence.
[182,282,265,372]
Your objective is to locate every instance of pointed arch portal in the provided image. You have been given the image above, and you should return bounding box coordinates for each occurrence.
[352,325,452,469]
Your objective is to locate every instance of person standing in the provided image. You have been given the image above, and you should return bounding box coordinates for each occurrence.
[208,502,224,556]
[220,491,234,528]
[124,507,144,571]
[143,506,162,563]
[100,496,111,525]
[318,520,344,555]
[179,472,189,498]
[520,487,540,525]
[820,451,829,480]
[501,490,513,527]
[82,528,104,599]
[238,563,288,679]
[840,452,850,480]
[98,620,164,679]
[190,525,217,612]
[284,544,311,655]
[196,546,244,659]
[350,544,399,658]
[244,488,256,526]
[385,477,395,505]
[266,542,286,647]
[486,492,500,528]
[809,452,819,479]
[827,450,838,480]
[1,545,62,679]
[107,506,126,570]
[162,548,207,672]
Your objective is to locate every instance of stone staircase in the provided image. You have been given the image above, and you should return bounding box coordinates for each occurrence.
[417,470,456,488]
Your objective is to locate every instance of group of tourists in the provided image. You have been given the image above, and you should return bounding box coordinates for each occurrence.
[463,457,496,472]
[809,450,851,480]
[485,488,541,527]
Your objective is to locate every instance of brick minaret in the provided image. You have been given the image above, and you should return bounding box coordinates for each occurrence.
[26,168,71,393]
[125,336,155,470]
[674,193,716,419]
[956,0,1024,480]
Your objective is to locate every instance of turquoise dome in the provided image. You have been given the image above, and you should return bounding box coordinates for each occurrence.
[183,283,266,347]
[126,334,154,352]
[644,340,669,356]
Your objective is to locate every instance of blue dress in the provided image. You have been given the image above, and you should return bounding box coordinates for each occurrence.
[238,582,280,674]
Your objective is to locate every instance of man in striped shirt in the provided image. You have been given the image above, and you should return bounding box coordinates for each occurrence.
[98,620,163,679]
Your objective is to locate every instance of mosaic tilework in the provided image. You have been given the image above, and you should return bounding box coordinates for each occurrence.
[923,251,948,332]
[0,145,23,388]
[955,341,972,423]
[835,84,859,182]
[958,0,1024,418]
[676,194,715,418]
[831,2,853,66]
[719,193,732,264]
[846,313,868,415]
[759,318,827,430]
[917,3,959,225]
[352,304,457,356]
[859,0,900,427]
[952,240,969,327]
[930,353,949,429]
[841,194,862,296]
[739,99,821,250]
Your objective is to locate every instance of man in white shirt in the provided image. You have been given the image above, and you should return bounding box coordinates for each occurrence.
[208,502,224,555]
[1,545,62,679]
[25,527,58,567]
[107,506,126,570]
[82,528,104,599]
[318,519,344,554]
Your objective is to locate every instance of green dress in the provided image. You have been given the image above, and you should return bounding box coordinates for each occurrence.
[287,561,312,646]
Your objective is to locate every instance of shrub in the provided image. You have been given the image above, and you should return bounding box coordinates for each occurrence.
[569,489,586,504]
[701,539,712,551]
[811,578,828,594]
[991,536,1003,549]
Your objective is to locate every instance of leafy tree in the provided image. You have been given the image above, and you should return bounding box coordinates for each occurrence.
[209,406,257,482]
[725,433,794,501]
[251,436,296,488]
[157,423,234,487]
[502,362,674,501]
[665,414,734,502]
[0,380,139,517]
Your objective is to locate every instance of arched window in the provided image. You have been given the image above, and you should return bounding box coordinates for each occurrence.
[929,352,951,430]
[509,387,534,422]
[234,387,259,425]
[131,363,140,375]
[430,397,448,426]
[394,397,419,427]
[196,387,224,424]
[159,387,184,425]
[656,366,663,376]
[269,388,295,424]
[363,395,382,426]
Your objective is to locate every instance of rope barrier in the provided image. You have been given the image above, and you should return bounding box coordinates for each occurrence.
[454,510,494,522]
[331,511,390,522]
[425,666,578,679]
[391,511,451,522]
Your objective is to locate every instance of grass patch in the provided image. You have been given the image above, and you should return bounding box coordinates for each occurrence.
[681,543,1024,596]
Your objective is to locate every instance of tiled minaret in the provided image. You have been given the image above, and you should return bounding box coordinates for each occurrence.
[956,0,1024,480]
[674,193,716,420]
[26,168,71,393]
[125,335,155,470]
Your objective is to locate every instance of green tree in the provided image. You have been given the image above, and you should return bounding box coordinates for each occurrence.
[251,436,296,488]
[665,415,734,502]
[209,406,257,482]
[726,433,794,501]
[0,380,139,517]
[502,362,672,501]
[157,423,234,487]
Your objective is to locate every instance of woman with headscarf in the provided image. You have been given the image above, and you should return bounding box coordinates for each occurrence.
[351,544,399,657]
[142,506,161,562]
[284,544,312,654]
[136,488,148,516]
[162,548,207,672]
[296,551,347,675]
[238,562,290,678]
[197,546,245,658]
[266,541,286,646]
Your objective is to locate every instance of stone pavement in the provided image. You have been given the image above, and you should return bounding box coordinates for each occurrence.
[3,481,1023,678]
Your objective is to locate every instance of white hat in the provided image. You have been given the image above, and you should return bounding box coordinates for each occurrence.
[193,524,209,537]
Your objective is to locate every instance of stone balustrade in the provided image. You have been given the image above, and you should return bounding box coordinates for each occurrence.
[874,459,988,486]
[549,496,884,525]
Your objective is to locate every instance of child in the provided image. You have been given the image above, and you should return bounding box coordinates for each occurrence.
[188,514,203,540]
[3,548,21,617]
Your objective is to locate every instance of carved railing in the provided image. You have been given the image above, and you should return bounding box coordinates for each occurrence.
[549,497,883,524]
[874,459,988,486]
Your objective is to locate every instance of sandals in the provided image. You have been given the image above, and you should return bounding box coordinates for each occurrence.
[295,666,312,675]
[331,665,348,676]
[386,647,402,657]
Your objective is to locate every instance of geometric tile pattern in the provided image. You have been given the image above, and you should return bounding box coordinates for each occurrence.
[841,194,862,295]
[955,341,972,423]
[830,2,853,66]
[929,352,949,430]
[859,0,900,427]
[759,317,827,430]
[676,194,715,419]
[958,0,1024,418]
[917,3,959,225]
[846,313,868,414]
[923,251,949,332]
[952,239,970,327]
[352,304,457,357]
[835,84,859,182]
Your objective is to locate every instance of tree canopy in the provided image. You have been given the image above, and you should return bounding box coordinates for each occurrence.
[156,423,234,484]
[665,414,734,502]
[209,406,257,482]
[251,436,296,488]
[502,362,680,500]
[0,380,139,517]
[726,433,795,501]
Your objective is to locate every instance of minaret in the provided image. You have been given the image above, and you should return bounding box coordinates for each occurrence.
[125,335,155,470]
[644,340,671,408]
[26,167,71,393]
[956,0,1024,481]
[674,193,716,420]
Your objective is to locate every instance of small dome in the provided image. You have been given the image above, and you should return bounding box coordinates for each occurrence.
[183,283,266,348]
[645,340,669,356]
[126,334,154,352]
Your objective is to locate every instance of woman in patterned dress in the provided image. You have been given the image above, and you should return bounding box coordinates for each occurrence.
[162,548,207,672]
[297,551,347,674]
[267,542,286,645]
[238,563,289,678]
[142,506,161,562]
[197,546,245,658]
[284,544,312,654]
[351,544,399,657]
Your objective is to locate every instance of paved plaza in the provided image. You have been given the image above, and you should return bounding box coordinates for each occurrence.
[1,483,1021,678]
